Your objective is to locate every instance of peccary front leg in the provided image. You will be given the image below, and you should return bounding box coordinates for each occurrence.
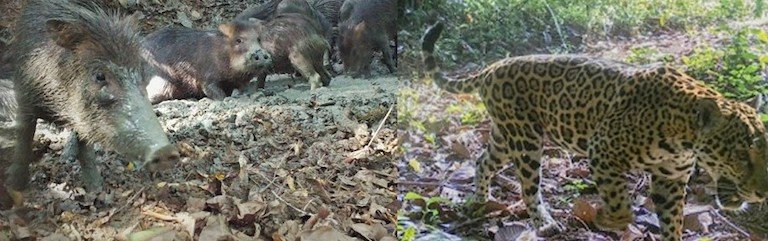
[378,39,396,73]
[60,131,78,163]
[256,73,268,89]
[202,82,226,100]
[5,106,37,206]
[64,132,104,192]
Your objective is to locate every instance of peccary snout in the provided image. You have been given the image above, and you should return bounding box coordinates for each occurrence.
[253,49,272,63]
[143,144,181,171]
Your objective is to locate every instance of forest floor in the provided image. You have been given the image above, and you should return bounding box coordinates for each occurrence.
[0,73,398,241]
[397,21,768,241]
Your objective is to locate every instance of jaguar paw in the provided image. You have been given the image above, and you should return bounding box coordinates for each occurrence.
[593,208,633,232]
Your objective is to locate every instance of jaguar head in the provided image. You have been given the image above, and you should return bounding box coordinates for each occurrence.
[693,98,768,210]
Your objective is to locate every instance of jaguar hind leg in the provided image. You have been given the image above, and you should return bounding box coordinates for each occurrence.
[472,124,509,203]
[501,137,563,236]
[473,121,560,236]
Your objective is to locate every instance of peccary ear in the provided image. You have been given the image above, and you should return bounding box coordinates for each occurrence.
[218,23,236,38]
[695,98,724,134]
[46,19,87,51]
[353,21,367,34]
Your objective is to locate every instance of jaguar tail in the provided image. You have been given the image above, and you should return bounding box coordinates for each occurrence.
[421,22,483,94]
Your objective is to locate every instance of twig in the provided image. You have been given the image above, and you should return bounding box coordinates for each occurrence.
[365,105,394,148]
[271,190,308,216]
[712,209,750,238]
[142,210,178,222]
[542,0,568,50]
[395,180,444,187]
[114,187,146,215]
[448,210,508,232]
[256,171,279,193]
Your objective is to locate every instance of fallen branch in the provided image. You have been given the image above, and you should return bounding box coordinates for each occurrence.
[712,209,750,238]
[271,190,308,216]
[142,210,178,222]
[365,105,394,149]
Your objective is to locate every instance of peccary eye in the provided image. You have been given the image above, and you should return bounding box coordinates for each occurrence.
[235,38,243,44]
[94,72,106,83]
[257,37,261,42]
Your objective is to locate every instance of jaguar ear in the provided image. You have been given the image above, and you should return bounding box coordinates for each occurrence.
[695,98,723,134]
[747,95,763,111]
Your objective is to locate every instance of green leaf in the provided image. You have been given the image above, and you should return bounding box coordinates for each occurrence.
[404,192,424,201]
[757,29,768,43]
[760,114,768,123]
[409,158,423,173]
[402,227,417,241]
[427,196,448,205]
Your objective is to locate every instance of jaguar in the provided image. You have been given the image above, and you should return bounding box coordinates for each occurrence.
[420,22,768,240]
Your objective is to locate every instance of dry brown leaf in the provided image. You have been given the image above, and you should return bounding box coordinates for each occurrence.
[684,212,713,233]
[9,219,31,240]
[303,209,330,230]
[299,226,355,241]
[450,141,471,159]
[40,233,70,241]
[572,198,597,223]
[174,212,197,239]
[618,224,645,241]
[199,215,232,241]
[127,227,174,241]
[235,200,267,225]
[349,223,377,240]
[185,197,206,213]
[566,166,591,178]
[275,220,301,241]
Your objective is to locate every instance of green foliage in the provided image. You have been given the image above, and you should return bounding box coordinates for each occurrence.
[682,28,768,100]
[401,0,763,71]
[557,179,592,204]
[626,46,674,65]
[403,192,451,225]
[396,212,419,241]
[447,102,487,125]
[564,179,591,194]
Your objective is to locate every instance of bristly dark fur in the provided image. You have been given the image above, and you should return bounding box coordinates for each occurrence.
[14,0,143,68]
[0,79,14,122]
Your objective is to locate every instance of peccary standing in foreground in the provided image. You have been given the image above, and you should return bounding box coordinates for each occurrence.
[4,0,180,206]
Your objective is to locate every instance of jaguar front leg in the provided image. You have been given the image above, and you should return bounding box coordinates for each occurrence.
[589,154,634,232]
[650,175,688,241]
